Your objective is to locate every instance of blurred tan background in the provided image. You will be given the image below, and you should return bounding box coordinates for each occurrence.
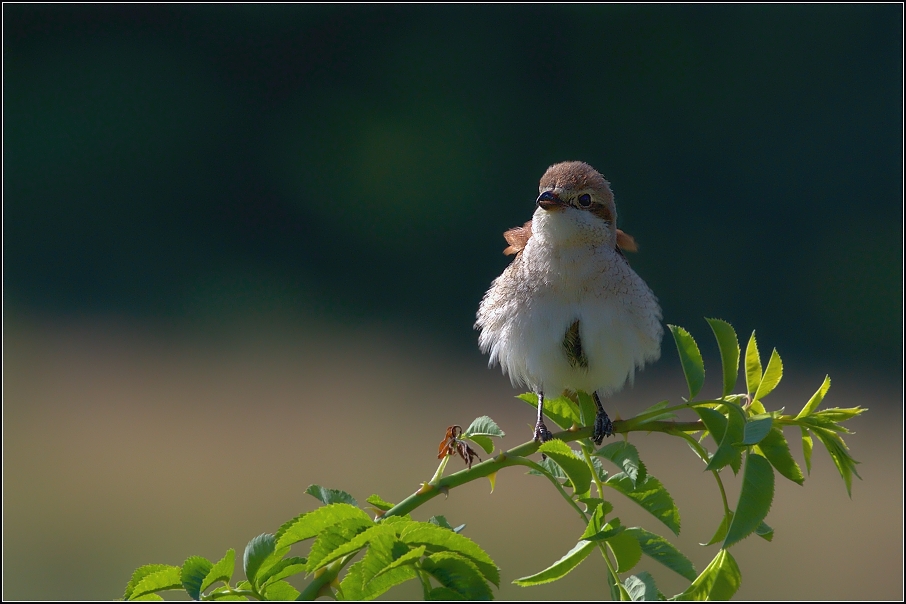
[4,4,902,600]
[4,316,902,600]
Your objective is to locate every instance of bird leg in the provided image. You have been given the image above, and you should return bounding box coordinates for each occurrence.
[592,391,614,445]
[533,390,553,442]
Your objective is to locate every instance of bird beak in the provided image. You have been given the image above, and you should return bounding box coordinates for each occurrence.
[536,190,566,211]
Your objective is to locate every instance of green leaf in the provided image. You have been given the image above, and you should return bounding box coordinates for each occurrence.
[337,534,418,601]
[740,415,773,445]
[590,456,610,483]
[607,530,643,572]
[373,544,426,579]
[429,515,454,530]
[674,549,741,601]
[744,332,762,396]
[624,571,658,601]
[635,400,677,424]
[594,441,646,488]
[243,533,275,585]
[723,452,774,548]
[705,405,744,473]
[420,552,494,600]
[129,594,164,601]
[206,585,245,601]
[756,427,804,485]
[264,580,300,601]
[578,497,613,518]
[753,349,782,401]
[801,427,814,474]
[206,587,245,601]
[538,440,592,495]
[579,501,614,540]
[576,391,598,428]
[668,325,705,400]
[464,434,495,455]
[251,544,290,591]
[513,540,596,586]
[305,484,358,507]
[797,415,852,433]
[464,416,505,438]
[307,521,392,572]
[796,375,832,418]
[366,494,395,512]
[426,587,467,600]
[605,472,681,536]
[275,503,373,550]
[810,406,866,424]
[811,426,861,496]
[755,520,774,542]
[625,527,697,581]
[343,541,421,600]
[518,393,580,430]
[706,319,740,397]
[126,565,183,600]
[702,512,732,547]
[694,407,727,447]
[639,400,672,415]
[541,396,582,430]
[181,556,212,600]
[400,522,499,586]
[257,556,306,589]
[583,518,625,542]
[527,456,567,483]
[200,549,235,594]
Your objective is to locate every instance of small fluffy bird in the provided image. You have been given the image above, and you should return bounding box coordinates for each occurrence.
[475,161,663,445]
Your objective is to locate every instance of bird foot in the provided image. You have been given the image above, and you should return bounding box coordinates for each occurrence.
[533,421,553,443]
[593,410,613,445]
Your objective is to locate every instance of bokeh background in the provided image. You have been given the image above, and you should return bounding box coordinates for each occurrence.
[4,4,902,600]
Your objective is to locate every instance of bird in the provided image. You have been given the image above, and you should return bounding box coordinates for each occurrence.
[475,161,663,445]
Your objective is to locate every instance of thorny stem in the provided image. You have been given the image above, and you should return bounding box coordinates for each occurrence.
[374,414,714,602]
[429,455,450,484]
[382,418,705,520]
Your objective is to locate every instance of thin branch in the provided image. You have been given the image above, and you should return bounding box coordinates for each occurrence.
[382,419,705,520]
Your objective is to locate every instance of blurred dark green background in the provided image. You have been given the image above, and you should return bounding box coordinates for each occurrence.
[5,4,902,367]
[4,5,903,602]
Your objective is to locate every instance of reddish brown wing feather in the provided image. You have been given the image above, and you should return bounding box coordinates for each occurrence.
[615,229,638,252]
[503,221,533,255]
[502,220,639,255]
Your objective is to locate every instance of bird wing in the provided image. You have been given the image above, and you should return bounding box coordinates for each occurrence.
[616,229,638,252]
[503,221,533,256]
[502,219,639,255]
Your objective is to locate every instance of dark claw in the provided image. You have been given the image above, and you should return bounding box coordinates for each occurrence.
[593,410,613,445]
[533,421,553,443]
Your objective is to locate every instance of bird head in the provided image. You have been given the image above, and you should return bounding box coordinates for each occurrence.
[532,161,619,248]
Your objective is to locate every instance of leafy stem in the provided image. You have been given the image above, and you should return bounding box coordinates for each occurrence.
[121,320,864,602]
[670,427,731,519]
[507,456,589,520]
[297,555,355,601]
[382,419,704,521]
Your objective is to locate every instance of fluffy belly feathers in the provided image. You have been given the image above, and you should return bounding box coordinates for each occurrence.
[476,243,662,396]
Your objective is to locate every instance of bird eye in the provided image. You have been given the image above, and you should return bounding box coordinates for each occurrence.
[577,193,592,208]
